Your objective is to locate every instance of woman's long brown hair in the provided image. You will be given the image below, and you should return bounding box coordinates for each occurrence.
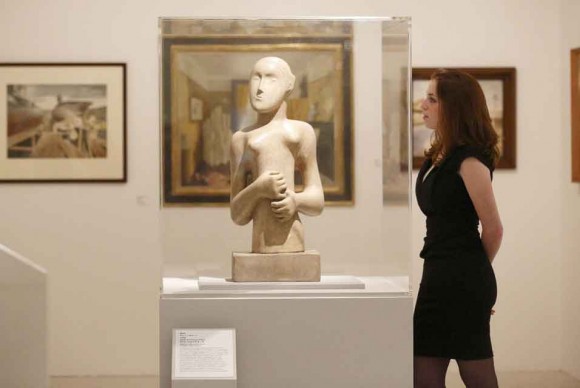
[425,69,500,167]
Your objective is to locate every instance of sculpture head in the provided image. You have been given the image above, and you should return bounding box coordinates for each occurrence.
[249,57,296,113]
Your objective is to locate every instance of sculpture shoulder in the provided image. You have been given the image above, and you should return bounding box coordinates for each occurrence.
[238,123,260,133]
[230,130,248,154]
[287,119,315,138]
[231,130,247,144]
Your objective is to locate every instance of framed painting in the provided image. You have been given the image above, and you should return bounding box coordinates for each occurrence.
[572,48,580,182]
[161,36,353,205]
[411,67,516,169]
[0,63,126,182]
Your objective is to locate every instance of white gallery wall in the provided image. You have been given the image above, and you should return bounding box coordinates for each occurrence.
[561,0,580,381]
[0,0,576,377]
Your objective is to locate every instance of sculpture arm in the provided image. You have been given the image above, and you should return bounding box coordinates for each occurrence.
[293,123,324,216]
[230,132,286,225]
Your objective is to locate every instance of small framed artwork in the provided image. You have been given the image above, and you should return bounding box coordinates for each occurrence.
[571,48,580,182]
[190,97,203,121]
[0,63,126,182]
[161,34,353,206]
[411,67,516,169]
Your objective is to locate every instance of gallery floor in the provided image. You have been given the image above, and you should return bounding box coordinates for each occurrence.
[49,371,580,388]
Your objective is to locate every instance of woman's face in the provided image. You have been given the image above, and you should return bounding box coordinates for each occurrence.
[420,80,439,130]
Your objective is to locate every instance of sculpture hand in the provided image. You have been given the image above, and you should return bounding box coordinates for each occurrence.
[271,190,297,222]
[256,171,287,200]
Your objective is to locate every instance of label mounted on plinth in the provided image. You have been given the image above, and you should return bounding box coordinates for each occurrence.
[172,329,237,380]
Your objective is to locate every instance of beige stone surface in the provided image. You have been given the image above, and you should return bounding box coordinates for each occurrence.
[229,57,324,255]
[232,250,321,282]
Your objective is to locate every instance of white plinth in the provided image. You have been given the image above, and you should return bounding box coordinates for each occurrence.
[173,380,236,388]
[160,276,413,388]
[198,275,365,291]
[0,244,47,388]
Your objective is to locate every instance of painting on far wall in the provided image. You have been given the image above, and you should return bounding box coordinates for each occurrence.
[161,32,354,206]
[0,63,127,182]
[412,68,516,169]
[8,84,108,159]
[571,48,580,182]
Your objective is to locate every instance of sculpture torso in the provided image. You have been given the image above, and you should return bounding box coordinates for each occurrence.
[239,120,305,253]
[229,56,323,255]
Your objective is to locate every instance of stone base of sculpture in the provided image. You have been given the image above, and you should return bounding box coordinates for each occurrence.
[232,250,321,282]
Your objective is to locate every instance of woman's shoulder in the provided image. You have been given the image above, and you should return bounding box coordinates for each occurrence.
[447,145,494,173]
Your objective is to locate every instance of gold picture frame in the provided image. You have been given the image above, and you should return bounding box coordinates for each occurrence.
[161,37,353,205]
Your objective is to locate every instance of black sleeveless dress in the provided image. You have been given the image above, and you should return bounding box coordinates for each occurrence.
[414,145,497,360]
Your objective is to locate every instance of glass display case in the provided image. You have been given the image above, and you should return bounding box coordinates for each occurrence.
[158,17,413,388]
[158,17,411,289]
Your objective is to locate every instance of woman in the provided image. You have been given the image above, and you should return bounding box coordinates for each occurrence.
[414,69,503,388]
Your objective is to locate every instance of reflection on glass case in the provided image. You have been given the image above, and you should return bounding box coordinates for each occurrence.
[159,18,411,288]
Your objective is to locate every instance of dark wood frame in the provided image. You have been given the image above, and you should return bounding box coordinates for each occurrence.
[0,63,127,183]
[412,67,516,169]
[572,49,580,182]
[161,37,353,206]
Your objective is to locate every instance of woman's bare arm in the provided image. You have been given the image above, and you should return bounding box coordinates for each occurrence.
[459,157,503,262]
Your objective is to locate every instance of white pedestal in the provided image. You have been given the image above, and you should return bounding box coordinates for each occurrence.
[197,275,365,291]
[0,244,48,388]
[173,381,236,388]
[160,276,413,388]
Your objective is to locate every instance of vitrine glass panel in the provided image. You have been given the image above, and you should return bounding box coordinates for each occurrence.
[158,17,411,290]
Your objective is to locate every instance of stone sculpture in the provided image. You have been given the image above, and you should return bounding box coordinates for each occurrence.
[229,57,324,282]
